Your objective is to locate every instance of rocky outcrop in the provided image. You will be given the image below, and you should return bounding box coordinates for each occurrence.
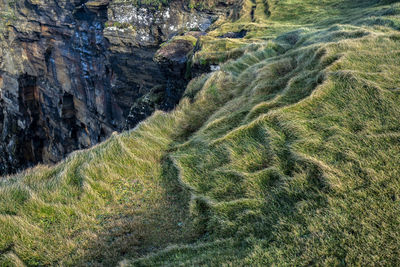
[0,0,115,174]
[104,0,222,127]
[0,0,241,175]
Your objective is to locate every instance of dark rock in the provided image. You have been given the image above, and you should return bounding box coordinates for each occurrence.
[218,30,248,39]
[155,39,195,65]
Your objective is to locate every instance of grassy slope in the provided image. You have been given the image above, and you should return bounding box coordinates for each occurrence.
[1,0,400,265]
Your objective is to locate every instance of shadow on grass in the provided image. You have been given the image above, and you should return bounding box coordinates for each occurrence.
[74,156,196,266]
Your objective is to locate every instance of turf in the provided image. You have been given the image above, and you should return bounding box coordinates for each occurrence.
[1,0,400,265]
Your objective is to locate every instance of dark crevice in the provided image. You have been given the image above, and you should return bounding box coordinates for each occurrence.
[218,29,248,38]
[0,243,14,257]
[250,0,256,22]
[17,74,45,167]
[265,0,271,17]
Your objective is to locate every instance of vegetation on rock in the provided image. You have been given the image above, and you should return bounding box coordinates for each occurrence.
[1,0,400,265]
[112,0,170,7]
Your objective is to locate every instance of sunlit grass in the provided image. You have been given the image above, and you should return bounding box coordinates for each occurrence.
[1,0,400,265]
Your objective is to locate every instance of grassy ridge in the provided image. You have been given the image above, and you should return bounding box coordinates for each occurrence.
[2,0,400,265]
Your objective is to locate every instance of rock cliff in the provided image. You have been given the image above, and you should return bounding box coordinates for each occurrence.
[0,0,241,175]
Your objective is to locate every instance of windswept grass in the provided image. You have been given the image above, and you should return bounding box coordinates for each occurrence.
[1,0,400,265]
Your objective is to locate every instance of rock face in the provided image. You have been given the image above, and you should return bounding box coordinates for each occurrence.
[0,0,116,174]
[0,0,240,175]
[104,0,220,127]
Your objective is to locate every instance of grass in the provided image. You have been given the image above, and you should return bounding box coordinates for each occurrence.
[2,0,400,265]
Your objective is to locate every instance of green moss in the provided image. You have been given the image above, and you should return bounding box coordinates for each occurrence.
[105,21,133,29]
